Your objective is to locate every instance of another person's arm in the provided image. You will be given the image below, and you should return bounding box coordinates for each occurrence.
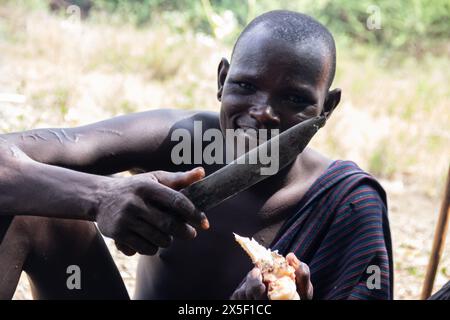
[0,137,208,255]
[1,108,201,174]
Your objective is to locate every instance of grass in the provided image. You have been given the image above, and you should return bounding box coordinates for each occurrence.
[0,3,448,199]
[311,42,449,197]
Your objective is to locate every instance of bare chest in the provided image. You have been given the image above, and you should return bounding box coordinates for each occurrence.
[206,180,312,247]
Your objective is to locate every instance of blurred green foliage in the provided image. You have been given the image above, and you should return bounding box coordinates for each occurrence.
[90,0,449,50]
[9,0,449,52]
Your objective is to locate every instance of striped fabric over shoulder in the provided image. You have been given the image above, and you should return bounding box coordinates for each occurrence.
[270,160,393,300]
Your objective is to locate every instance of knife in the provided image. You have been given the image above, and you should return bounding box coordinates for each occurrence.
[181,115,326,211]
[0,117,325,245]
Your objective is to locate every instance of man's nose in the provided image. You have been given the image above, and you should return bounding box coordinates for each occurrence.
[249,105,280,128]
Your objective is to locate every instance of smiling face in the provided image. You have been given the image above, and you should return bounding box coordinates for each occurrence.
[217,23,341,136]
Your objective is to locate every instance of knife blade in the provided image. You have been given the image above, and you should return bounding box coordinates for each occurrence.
[181,115,326,211]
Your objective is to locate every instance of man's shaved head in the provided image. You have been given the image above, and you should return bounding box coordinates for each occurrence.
[218,10,342,134]
[232,10,336,89]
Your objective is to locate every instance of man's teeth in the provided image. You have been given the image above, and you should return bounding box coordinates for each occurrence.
[243,127,257,134]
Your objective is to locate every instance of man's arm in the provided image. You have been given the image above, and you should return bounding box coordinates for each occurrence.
[0,136,209,255]
[0,139,100,219]
[1,108,203,175]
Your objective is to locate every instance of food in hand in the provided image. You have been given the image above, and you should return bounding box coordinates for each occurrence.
[234,233,300,300]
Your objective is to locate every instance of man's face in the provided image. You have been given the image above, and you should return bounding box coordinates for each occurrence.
[218,24,335,137]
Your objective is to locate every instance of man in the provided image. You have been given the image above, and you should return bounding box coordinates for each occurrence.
[0,10,392,299]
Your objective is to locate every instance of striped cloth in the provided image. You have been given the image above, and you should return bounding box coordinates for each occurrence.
[270,160,393,299]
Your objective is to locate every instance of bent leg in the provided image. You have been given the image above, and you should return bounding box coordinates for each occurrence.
[0,216,30,299]
[24,217,129,299]
[1,216,129,299]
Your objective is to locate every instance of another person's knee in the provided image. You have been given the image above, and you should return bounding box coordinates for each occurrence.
[26,217,98,257]
[0,216,34,252]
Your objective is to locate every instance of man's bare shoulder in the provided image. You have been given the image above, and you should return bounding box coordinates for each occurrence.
[127,109,220,172]
[135,108,220,131]
[166,109,220,131]
[106,108,220,146]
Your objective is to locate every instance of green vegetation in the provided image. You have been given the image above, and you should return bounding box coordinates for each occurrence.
[97,0,447,52]
[9,0,450,51]
[0,0,448,196]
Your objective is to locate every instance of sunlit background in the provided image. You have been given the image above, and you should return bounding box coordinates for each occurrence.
[0,0,449,300]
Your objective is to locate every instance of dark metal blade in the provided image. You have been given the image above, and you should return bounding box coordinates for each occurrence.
[181,116,326,211]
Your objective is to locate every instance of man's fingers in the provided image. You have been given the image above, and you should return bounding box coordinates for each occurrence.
[125,203,177,245]
[115,241,136,256]
[153,167,205,190]
[134,202,197,240]
[248,282,266,300]
[296,263,313,300]
[154,168,209,230]
[287,253,313,300]
[286,252,300,269]
[247,267,262,282]
[136,168,209,230]
[116,204,175,252]
[245,268,266,300]
[231,288,245,300]
[121,232,159,256]
[133,217,174,248]
[139,181,208,231]
[231,268,266,300]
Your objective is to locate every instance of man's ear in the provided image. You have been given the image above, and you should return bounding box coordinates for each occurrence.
[217,57,230,102]
[323,88,341,119]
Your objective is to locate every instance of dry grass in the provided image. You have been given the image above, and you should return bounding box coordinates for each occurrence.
[1,4,449,300]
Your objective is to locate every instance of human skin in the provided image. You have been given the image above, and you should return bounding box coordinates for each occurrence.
[0,22,340,299]
[135,24,340,299]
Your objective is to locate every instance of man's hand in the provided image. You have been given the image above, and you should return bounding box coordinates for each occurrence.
[95,167,208,256]
[230,253,313,300]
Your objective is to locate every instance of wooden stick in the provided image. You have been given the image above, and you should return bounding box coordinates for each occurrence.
[421,164,450,299]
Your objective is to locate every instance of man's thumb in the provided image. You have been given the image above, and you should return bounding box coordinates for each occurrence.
[153,167,205,190]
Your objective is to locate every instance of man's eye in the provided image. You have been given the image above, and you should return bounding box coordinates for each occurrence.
[286,95,305,104]
[236,82,254,90]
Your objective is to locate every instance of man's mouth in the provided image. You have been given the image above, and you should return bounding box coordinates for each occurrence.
[234,119,275,145]
[233,120,259,141]
[234,117,259,131]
